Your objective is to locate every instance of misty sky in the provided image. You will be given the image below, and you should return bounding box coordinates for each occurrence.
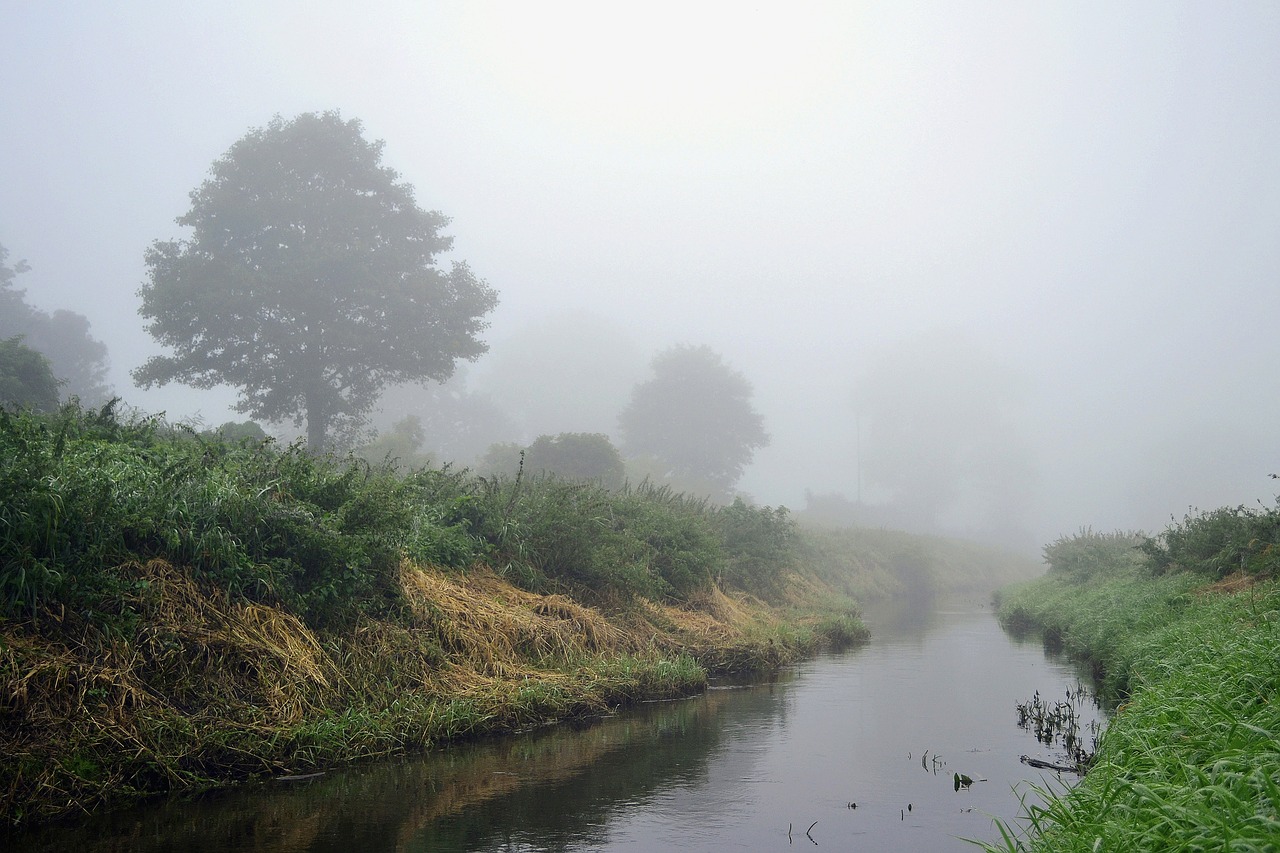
[3,2,1279,550]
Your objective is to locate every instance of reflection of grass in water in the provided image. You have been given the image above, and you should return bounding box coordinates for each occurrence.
[13,687,738,853]
[0,558,710,828]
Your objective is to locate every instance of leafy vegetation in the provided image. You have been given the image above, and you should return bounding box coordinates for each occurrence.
[1041,527,1146,580]
[0,242,112,405]
[989,519,1280,851]
[0,401,886,826]
[0,338,59,413]
[133,111,498,452]
[618,344,768,496]
[1140,503,1280,578]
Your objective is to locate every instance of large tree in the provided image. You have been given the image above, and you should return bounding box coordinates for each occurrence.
[618,344,768,494]
[133,111,498,451]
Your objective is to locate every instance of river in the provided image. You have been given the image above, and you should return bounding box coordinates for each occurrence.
[11,596,1100,852]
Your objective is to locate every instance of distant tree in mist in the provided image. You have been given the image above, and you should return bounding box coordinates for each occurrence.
[0,337,59,412]
[133,111,498,453]
[618,344,768,494]
[205,420,269,443]
[374,372,518,467]
[354,415,434,469]
[0,243,112,404]
[475,433,626,488]
[853,331,1035,542]
[526,432,625,487]
[476,441,525,477]
[471,313,647,440]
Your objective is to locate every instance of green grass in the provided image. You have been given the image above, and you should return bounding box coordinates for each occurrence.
[3,401,1040,828]
[988,571,1280,851]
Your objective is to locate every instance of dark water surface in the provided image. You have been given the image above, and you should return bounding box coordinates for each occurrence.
[13,598,1100,852]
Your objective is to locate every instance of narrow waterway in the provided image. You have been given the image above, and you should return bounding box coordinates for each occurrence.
[13,598,1100,852]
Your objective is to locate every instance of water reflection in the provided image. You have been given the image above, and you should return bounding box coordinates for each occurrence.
[12,675,793,853]
[12,602,1102,853]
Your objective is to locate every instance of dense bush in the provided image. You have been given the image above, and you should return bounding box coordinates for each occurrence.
[1140,504,1280,578]
[2,403,812,626]
[0,402,483,627]
[711,498,796,596]
[524,432,625,488]
[471,475,723,600]
[1042,528,1146,579]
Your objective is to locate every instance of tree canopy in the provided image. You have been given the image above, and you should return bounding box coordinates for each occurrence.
[133,111,498,452]
[0,337,59,412]
[526,432,625,488]
[0,243,111,404]
[618,344,768,494]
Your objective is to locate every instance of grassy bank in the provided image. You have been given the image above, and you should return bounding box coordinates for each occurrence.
[988,527,1280,851]
[0,402,870,827]
[0,402,1036,827]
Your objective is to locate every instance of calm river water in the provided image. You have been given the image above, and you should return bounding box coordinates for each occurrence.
[13,597,1101,852]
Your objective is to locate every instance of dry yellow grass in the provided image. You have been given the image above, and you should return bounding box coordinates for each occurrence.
[398,562,637,673]
[0,556,818,826]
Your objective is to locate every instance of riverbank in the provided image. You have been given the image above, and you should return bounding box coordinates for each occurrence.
[0,403,1040,828]
[989,529,1280,851]
[1,556,853,828]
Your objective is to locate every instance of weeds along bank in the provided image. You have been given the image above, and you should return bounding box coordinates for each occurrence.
[797,523,1039,603]
[0,402,876,827]
[988,526,1280,852]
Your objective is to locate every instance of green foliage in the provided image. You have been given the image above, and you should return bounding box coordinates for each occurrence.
[354,415,434,470]
[472,475,721,600]
[4,394,1004,628]
[0,337,60,412]
[524,432,625,488]
[989,572,1280,852]
[1,400,815,628]
[1042,528,1146,579]
[205,419,269,443]
[1140,504,1280,578]
[618,344,768,493]
[0,243,111,405]
[0,402,486,627]
[133,110,499,452]
[711,498,796,596]
[475,442,524,477]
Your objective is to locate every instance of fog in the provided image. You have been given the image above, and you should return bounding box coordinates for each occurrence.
[3,2,1278,553]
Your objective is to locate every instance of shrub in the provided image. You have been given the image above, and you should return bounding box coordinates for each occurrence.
[1043,528,1146,579]
[711,498,796,596]
[1141,504,1280,578]
[524,432,625,488]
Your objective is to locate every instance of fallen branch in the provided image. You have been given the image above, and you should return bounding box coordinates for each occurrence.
[1020,754,1079,773]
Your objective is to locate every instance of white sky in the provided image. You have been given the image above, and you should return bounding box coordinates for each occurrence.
[3,1,1279,549]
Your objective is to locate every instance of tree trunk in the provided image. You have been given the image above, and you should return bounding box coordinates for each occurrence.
[305,390,329,453]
